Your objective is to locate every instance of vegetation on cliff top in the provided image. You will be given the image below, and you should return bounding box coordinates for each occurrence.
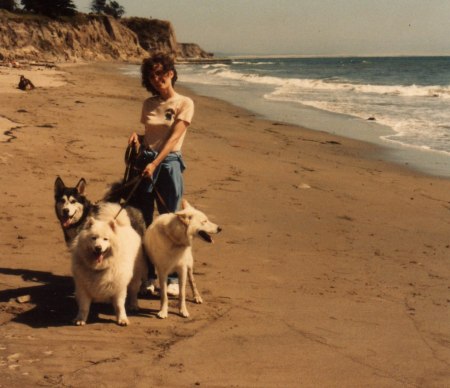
[0,1,213,61]
[0,0,126,18]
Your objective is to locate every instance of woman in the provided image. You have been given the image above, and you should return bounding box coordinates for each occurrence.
[129,52,194,296]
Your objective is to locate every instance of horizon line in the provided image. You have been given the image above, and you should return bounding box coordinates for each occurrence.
[218,53,450,59]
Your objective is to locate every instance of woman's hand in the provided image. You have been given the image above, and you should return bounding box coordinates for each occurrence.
[142,162,157,178]
[128,132,140,145]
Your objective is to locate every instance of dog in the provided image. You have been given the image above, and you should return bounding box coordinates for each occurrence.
[18,75,35,90]
[143,200,222,319]
[54,177,91,245]
[54,177,146,246]
[71,204,147,326]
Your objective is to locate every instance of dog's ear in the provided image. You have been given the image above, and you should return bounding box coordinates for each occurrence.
[109,220,117,233]
[177,213,192,227]
[54,176,65,195]
[85,217,95,229]
[181,199,192,210]
[75,178,86,195]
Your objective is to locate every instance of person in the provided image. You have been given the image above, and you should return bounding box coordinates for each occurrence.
[18,75,35,90]
[128,52,194,296]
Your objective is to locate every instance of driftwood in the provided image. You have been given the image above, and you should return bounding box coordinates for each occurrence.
[0,61,56,69]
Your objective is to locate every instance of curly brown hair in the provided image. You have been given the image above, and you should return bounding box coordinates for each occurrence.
[141,52,178,95]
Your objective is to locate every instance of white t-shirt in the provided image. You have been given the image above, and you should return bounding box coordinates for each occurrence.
[140,93,194,152]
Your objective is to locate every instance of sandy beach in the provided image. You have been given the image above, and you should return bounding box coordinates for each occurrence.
[0,63,449,387]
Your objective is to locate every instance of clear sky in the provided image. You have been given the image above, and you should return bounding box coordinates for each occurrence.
[73,0,450,56]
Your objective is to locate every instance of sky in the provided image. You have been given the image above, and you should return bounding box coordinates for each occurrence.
[73,0,450,57]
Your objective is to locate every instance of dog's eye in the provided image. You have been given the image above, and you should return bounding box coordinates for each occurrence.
[103,238,108,242]
[69,199,77,204]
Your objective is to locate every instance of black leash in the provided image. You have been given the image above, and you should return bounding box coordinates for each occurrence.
[112,140,172,220]
[113,174,171,220]
[113,175,144,220]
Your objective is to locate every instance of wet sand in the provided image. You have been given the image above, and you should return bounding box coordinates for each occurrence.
[0,63,449,387]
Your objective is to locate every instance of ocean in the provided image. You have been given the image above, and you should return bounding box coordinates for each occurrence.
[123,56,450,177]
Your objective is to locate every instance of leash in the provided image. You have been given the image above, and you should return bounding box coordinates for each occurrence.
[113,175,144,220]
[113,174,171,220]
[113,141,172,220]
[150,177,171,214]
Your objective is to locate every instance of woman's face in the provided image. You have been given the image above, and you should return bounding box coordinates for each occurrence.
[149,63,174,93]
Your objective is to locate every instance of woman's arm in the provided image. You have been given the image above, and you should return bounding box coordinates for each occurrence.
[142,119,189,177]
[128,131,140,145]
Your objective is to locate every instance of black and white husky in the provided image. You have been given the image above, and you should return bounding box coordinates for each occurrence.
[54,177,146,246]
[54,177,148,325]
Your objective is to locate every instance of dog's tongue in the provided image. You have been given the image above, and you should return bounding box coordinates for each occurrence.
[62,218,72,228]
[95,253,104,264]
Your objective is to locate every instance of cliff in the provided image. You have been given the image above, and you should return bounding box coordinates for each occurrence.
[121,17,212,59]
[178,43,213,59]
[120,17,177,55]
[0,10,212,63]
[0,11,146,62]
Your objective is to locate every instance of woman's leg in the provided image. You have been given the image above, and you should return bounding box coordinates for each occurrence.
[154,158,184,295]
[154,159,183,214]
[129,187,157,282]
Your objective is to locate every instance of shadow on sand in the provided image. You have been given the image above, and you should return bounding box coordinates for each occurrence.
[0,268,158,328]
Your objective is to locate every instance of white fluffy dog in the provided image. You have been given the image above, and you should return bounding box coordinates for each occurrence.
[71,204,147,326]
[143,200,222,319]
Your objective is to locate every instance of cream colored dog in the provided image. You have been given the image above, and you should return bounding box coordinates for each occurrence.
[143,200,222,319]
[71,204,147,326]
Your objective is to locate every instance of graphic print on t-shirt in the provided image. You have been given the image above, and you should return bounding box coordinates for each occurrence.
[165,108,175,121]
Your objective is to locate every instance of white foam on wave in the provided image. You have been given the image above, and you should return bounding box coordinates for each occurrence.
[232,61,275,65]
[202,63,230,69]
[213,69,285,86]
[177,63,450,155]
[265,92,450,154]
[199,66,450,98]
[271,78,450,98]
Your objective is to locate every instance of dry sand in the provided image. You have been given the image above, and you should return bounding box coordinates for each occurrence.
[0,63,449,387]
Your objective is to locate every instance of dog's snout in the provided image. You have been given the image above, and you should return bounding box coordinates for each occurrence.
[63,208,70,216]
[94,245,103,254]
[217,226,222,233]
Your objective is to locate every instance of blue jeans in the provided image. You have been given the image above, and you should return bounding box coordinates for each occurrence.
[130,148,186,281]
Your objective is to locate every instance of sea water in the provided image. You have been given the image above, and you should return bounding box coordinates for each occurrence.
[123,56,450,177]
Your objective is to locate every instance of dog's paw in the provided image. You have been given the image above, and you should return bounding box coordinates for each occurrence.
[179,308,190,318]
[194,295,203,304]
[157,310,168,319]
[117,317,129,326]
[73,319,86,326]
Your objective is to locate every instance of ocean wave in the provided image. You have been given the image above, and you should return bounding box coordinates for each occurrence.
[202,63,230,69]
[264,94,450,154]
[202,67,450,98]
[270,78,450,98]
[213,69,285,86]
[232,61,275,65]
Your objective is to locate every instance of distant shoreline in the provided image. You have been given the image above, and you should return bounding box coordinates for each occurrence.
[222,53,450,60]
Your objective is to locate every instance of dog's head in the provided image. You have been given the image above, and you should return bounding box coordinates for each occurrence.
[176,200,222,243]
[80,217,118,269]
[54,177,88,228]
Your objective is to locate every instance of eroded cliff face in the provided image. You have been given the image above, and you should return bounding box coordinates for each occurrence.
[121,17,211,59]
[120,17,177,55]
[178,43,213,59]
[0,11,212,63]
[0,11,147,62]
